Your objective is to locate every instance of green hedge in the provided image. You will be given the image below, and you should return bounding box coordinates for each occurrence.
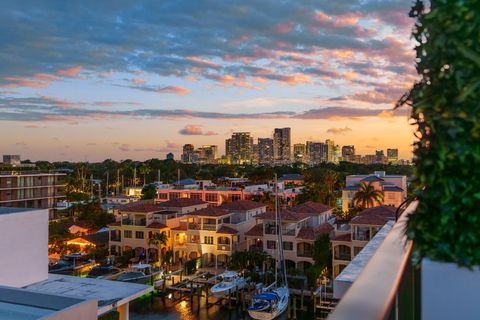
[399,0,480,266]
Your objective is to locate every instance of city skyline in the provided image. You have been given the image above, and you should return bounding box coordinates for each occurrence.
[0,1,415,161]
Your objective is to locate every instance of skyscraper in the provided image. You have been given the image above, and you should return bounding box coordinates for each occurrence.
[307,141,328,164]
[293,143,306,162]
[197,145,218,163]
[375,150,386,164]
[273,127,291,164]
[258,138,274,164]
[181,144,195,163]
[341,145,355,162]
[325,139,335,163]
[387,148,399,163]
[225,132,253,164]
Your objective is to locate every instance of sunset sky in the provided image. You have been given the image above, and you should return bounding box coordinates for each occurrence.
[0,1,417,162]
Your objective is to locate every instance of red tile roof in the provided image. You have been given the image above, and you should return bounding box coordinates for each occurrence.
[117,200,164,213]
[191,207,230,217]
[256,209,310,221]
[158,198,208,208]
[350,205,396,226]
[245,224,264,237]
[147,221,167,229]
[291,201,332,215]
[296,223,334,240]
[330,233,352,242]
[220,200,266,211]
[217,226,238,234]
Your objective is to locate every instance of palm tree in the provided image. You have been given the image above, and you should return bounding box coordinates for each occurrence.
[139,163,151,186]
[148,232,168,265]
[322,170,339,206]
[353,182,384,209]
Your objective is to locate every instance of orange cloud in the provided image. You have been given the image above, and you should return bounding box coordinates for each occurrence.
[158,86,192,95]
[4,77,50,88]
[132,78,145,84]
[274,22,294,34]
[285,74,311,85]
[56,66,82,77]
[32,73,61,81]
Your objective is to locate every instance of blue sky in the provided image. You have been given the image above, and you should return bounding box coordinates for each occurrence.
[0,0,417,161]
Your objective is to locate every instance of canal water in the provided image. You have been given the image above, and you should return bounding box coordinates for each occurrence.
[130,294,314,320]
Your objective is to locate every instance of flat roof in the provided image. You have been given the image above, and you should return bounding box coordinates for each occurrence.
[0,286,91,320]
[333,220,394,299]
[23,274,153,315]
[0,207,38,215]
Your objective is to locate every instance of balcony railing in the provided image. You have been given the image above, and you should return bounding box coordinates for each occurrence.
[188,223,200,230]
[297,250,313,258]
[202,224,217,231]
[334,253,351,261]
[217,244,231,251]
[352,233,369,241]
[330,202,418,320]
[122,219,146,226]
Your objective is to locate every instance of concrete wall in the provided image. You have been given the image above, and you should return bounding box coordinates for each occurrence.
[0,208,48,287]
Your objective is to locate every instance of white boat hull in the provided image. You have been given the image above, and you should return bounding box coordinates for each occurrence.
[248,287,289,320]
[210,281,246,298]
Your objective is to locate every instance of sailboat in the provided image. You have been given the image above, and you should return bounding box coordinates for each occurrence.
[248,175,289,320]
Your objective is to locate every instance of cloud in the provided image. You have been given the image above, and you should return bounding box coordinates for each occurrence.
[124,84,192,95]
[56,66,82,77]
[119,144,130,152]
[14,141,28,147]
[326,126,352,135]
[179,124,218,136]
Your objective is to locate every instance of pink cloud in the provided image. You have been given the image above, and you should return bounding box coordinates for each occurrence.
[32,73,61,81]
[274,22,294,34]
[3,77,50,88]
[41,96,75,108]
[96,101,114,107]
[179,125,218,136]
[56,66,82,77]
[157,86,192,95]
[132,78,145,84]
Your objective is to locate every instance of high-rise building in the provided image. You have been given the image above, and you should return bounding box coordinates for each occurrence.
[375,150,386,164]
[341,145,355,162]
[2,155,21,166]
[258,138,274,164]
[225,132,253,164]
[273,128,291,164]
[307,141,328,164]
[325,139,335,163]
[166,152,174,160]
[293,143,306,162]
[181,144,195,163]
[387,148,399,163]
[198,145,218,163]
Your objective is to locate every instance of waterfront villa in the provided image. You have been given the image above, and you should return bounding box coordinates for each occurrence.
[245,201,334,273]
[330,205,397,277]
[341,171,407,212]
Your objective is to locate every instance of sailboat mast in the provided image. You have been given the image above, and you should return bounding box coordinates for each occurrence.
[274,173,278,287]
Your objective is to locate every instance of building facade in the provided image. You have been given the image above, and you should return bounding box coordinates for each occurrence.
[0,171,65,217]
[330,205,396,277]
[273,127,291,164]
[258,138,274,164]
[181,144,195,163]
[226,132,253,164]
[387,148,399,163]
[341,171,407,212]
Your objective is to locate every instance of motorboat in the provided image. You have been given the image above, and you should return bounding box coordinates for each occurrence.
[210,270,246,298]
[49,252,95,274]
[86,265,120,279]
[114,263,162,284]
[248,174,289,320]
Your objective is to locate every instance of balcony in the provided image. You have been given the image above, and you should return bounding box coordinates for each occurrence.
[188,223,200,230]
[334,253,351,261]
[122,218,146,226]
[330,202,417,320]
[297,250,313,258]
[202,224,217,231]
[217,244,231,251]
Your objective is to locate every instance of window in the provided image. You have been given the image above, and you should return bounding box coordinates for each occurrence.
[204,236,214,244]
[124,230,132,238]
[267,240,276,249]
[135,231,144,239]
[353,246,363,256]
[205,193,218,202]
[170,192,181,199]
[190,193,202,200]
[191,235,200,243]
[283,242,293,251]
[158,193,168,199]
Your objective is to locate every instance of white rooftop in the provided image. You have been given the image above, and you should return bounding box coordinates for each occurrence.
[23,274,153,315]
[333,220,395,299]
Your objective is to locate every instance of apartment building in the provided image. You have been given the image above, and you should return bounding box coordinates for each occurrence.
[330,205,396,277]
[245,201,333,273]
[341,171,407,212]
[0,171,65,217]
[157,186,249,206]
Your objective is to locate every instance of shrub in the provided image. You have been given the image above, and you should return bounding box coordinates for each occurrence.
[398,0,480,266]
